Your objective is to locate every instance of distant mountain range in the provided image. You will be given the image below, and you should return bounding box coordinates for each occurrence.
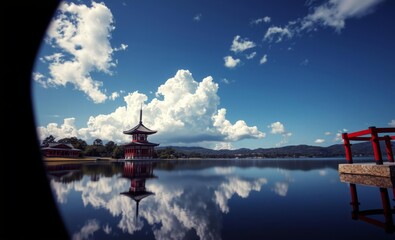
[156,141,394,158]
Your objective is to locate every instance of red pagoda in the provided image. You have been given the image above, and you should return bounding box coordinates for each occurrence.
[123,107,159,160]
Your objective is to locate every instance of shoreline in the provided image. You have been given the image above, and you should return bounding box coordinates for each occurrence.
[43,156,114,162]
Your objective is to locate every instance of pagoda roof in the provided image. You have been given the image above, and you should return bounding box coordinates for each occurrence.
[123,122,157,135]
[120,191,154,202]
[41,143,82,151]
[123,141,159,147]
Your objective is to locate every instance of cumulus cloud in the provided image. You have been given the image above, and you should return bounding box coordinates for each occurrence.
[269,122,285,134]
[324,132,331,135]
[33,72,47,87]
[264,0,384,43]
[38,118,79,141]
[315,138,325,144]
[268,122,292,147]
[224,56,241,68]
[389,120,395,127]
[213,108,265,141]
[251,16,271,25]
[230,35,256,53]
[38,70,265,147]
[109,92,120,100]
[37,1,127,103]
[260,54,268,64]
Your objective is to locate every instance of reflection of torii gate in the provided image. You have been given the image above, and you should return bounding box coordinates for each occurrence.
[120,161,156,218]
[340,173,395,233]
[349,183,394,233]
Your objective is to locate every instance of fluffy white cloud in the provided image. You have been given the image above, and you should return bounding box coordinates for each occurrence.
[38,70,265,147]
[33,72,47,87]
[251,16,271,25]
[38,1,127,103]
[213,108,265,141]
[230,35,256,53]
[269,121,285,134]
[324,132,331,135]
[109,92,120,100]
[268,122,292,147]
[260,54,268,64]
[224,56,241,68]
[315,138,325,144]
[38,118,79,140]
[389,120,395,127]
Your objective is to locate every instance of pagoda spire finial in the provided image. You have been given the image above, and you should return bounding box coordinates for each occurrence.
[139,103,143,124]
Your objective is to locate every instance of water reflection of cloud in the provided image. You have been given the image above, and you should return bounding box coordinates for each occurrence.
[108,195,144,234]
[214,177,268,213]
[72,219,100,240]
[273,182,289,197]
[51,171,269,240]
[318,170,327,176]
[103,224,112,234]
[50,181,74,204]
[142,183,221,240]
[213,167,235,175]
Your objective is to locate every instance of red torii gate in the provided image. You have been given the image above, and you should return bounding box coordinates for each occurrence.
[342,126,395,164]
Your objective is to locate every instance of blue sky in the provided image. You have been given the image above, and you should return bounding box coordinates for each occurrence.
[33,0,395,149]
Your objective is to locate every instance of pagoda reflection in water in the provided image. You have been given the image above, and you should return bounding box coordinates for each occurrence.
[340,173,395,233]
[120,161,156,218]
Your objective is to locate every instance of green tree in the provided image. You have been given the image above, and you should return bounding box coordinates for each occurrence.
[42,135,56,145]
[105,141,116,156]
[157,147,177,159]
[58,137,87,151]
[112,146,124,159]
[93,138,103,146]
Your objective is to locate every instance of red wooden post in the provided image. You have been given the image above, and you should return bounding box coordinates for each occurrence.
[369,127,383,165]
[379,188,394,233]
[349,184,359,220]
[384,135,394,162]
[342,133,353,164]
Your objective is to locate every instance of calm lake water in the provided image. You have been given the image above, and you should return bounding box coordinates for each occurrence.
[46,158,394,240]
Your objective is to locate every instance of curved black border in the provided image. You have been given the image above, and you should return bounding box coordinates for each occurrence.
[6,1,69,239]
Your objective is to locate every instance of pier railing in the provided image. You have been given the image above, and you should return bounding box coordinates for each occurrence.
[342,126,395,164]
